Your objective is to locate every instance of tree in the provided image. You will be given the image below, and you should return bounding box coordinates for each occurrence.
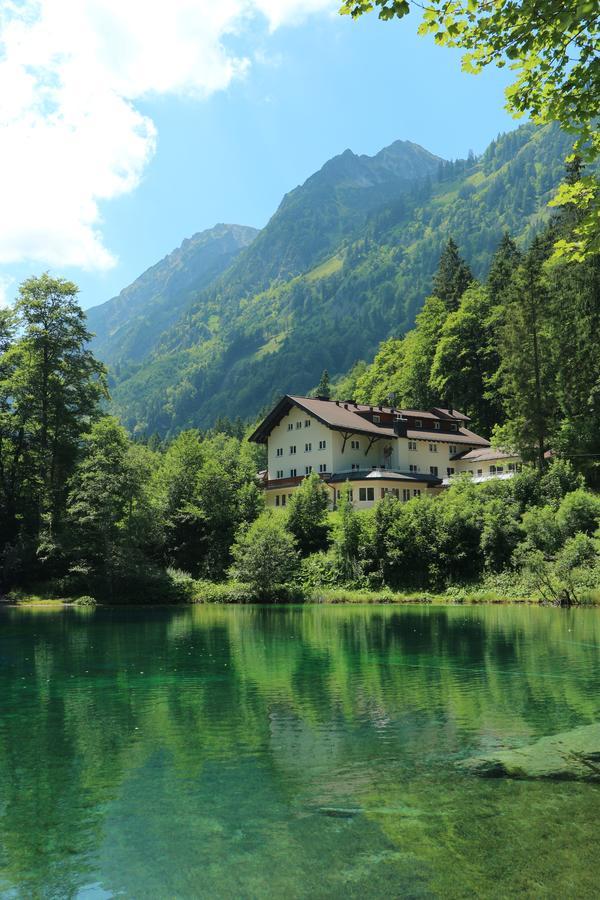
[0,275,106,571]
[66,418,144,600]
[340,0,600,259]
[286,471,330,555]
[333,483,364,583]
[430,284,502,434]
[487,233,522,304]
[432,238,473,312]
[497,236,557,467]
[230,512,299,597]
[315,369,331,399]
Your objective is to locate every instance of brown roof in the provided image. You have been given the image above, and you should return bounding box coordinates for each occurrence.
[453,447,518,462]
[248,395,488,446]
[409,428,489,447]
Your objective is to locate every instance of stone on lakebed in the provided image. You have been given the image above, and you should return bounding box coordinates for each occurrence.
[459,723,600,782]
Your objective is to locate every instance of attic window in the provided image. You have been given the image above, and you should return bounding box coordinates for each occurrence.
[434,422,440,430]
[414,419,422,428]
[373,414,381,423]
[450,423,458,432]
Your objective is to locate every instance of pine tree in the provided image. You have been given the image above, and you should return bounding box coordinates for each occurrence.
[432,238,473,311]
[487,233,522,303]
[315,369,331,399]
[498,236,557,468]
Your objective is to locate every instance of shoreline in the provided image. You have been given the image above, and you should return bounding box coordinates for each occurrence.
[2,590,598,608]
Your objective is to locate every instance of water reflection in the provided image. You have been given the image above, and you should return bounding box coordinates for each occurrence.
[1,605,600,897]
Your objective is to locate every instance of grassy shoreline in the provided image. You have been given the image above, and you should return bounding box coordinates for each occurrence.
[4,583,600,607]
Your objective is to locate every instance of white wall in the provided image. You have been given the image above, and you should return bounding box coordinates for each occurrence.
[394,437,480,478]
[266,410,333,480]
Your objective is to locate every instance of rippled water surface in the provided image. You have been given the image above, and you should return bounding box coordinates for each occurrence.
[1,604,600,898]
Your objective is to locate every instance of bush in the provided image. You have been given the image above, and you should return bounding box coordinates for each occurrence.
[73,595,97,607]
[230,512,300,599]
[165,567,197,603]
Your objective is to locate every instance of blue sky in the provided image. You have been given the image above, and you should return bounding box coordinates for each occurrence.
[0,2,516,310]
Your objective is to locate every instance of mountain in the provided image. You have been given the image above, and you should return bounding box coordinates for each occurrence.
[87,224,259,368]
[91,124,575,436]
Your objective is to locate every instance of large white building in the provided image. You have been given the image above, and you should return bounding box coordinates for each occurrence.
[249,395,522,509]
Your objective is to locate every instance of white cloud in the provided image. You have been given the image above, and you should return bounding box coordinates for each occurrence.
[0,275,14,308]
[0,0,334,271]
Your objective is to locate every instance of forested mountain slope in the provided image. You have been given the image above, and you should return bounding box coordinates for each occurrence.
[101,124,574,435]
[87,224,259,368]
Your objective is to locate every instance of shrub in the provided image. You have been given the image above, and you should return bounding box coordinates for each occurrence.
[230,512,300,599]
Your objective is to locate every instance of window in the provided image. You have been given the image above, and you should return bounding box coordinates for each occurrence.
[296,421,302,429]
[304,442,312,452]
[359,487,375,502]
[429,443,438,453]
[434,421,440,430]
[430,466,439,476]
[304,419,311,428]
[449,445,457,456]
[276,447,283,457]
[508,463,515,472]
[351,463,359,470]
[409,464,419,473]
[413,489,421,497]
[319,440,327,450]
[275,495,280,507]
[489,465,496,475]
[414,419,422,428]
[287,423,293,431]
[336,489,341,500]
[319,463,327,473]
[367,487,374,501]
[447,467,455,477]
[351,439,360,450]
[276,469,284,479]
[305,465,312,475]
[477,469,483,476]
[348,490,353,501]
[373,414,381,423]
[408,440,417,451]
[281,495,286,507]
[402,489,410,502]
[290,468,297,478]
[496,466,504,474]
[290,445,296,454]
[450,423,458,432]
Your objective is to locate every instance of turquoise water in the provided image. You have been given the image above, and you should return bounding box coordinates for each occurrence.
[1,604,600,898]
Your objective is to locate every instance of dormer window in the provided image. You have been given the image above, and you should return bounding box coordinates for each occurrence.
[373,414,381,423]
[450,423,458,432]
[414,419,422,428]
[434,421,440,430]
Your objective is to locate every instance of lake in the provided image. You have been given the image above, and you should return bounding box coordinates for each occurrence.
[1,604,599,898]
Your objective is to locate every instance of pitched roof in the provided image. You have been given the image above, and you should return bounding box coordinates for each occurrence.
[248,395,488,446]
[452,447,518,462]
[409,428,489,447]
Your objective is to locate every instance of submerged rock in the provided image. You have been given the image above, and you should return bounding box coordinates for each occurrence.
[459,723,600,782]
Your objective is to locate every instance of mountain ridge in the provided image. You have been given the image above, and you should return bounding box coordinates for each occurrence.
[90,124,574,435]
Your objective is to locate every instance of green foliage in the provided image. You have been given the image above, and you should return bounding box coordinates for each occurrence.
[230,512,300,598]
[340,0,600,259]
[0,274,107,584]
[104,124,574,435]
[285,472,330,555]
[432,237,473,311]
[314,369,331,399]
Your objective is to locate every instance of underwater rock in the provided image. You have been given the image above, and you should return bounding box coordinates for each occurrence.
[459,723,600,782]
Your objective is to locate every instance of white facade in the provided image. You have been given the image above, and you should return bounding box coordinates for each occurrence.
[253,396,518,510]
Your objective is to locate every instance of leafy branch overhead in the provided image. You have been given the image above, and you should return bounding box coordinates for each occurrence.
[339,0,600,259]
